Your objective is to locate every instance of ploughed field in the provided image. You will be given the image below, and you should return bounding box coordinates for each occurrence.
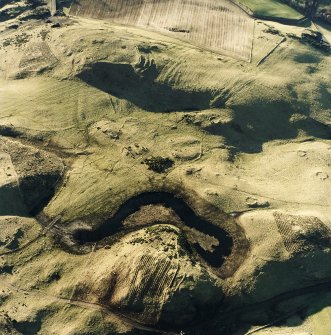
[70,0,255,61]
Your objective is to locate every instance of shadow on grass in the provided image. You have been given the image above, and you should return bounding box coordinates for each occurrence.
[78,62,331,153]
[204,106,331,153]
[0,4,28,22]
[0,186,27,216]
[77,62,213,112]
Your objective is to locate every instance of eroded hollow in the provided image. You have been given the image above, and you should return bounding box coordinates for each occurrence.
[72,192,234,269]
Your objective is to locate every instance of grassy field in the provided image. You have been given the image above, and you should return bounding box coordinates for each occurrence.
[236,0,304,19]
[0,7,331,334]
[70,0,254,61]
[311,307,331,335]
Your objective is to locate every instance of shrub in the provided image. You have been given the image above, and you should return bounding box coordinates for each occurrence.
[142,156,174,173]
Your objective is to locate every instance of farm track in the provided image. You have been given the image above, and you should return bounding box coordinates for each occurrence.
[70,0,254,61]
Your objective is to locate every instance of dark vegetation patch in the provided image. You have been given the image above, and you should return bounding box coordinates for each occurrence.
[167,27,190,33]
[301,29,330,52]
[3,228,24,250]
[287,32,301,40]
[12,319,41,335]
[7,23,19,29]
[263,27,284,36]
[0,264,14,274]
[71,282,91,301]
[2,32,31,47]
[287,30,330,52]
[137,44,161,53]
[142,156,174,173]
[0,125,22,138]
[45,270,61,283]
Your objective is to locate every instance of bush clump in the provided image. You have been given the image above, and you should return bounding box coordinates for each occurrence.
[143,156,174,173]
[301,29,330,52]
[264,27,284,36]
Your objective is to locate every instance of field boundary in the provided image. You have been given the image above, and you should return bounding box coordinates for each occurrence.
[257,36,286,66]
